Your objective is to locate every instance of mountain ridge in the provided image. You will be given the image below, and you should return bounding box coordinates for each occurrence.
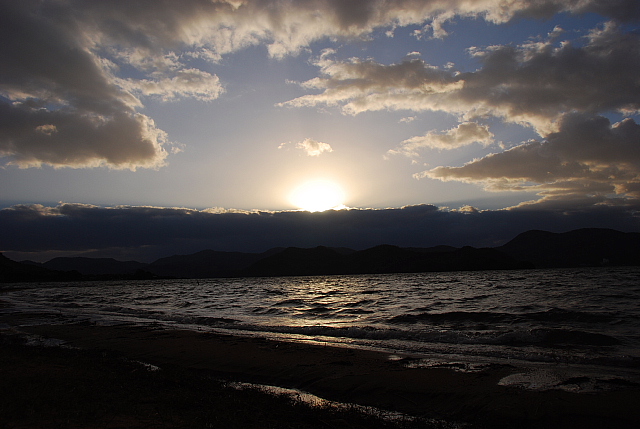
[498,228,640,268]
[3,228,639,282]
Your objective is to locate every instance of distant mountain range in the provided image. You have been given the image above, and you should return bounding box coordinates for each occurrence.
[2,228,639,282]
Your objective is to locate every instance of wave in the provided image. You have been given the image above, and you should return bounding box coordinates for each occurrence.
[389,308,619,325]
[4,267,639,372]
[132,294,167,301]
[390,311,509,324]
[201,322,622,351]
[530,328,620,346]
[343,299,376,307]
[251,307,287,315]
[526,308,618,323]
[272,299,307,307]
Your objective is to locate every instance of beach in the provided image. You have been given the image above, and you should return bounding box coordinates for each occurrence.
[2,316,640,429]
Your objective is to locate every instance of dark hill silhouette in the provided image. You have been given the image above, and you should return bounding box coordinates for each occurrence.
[246,244,531,277]
[41,257,147,276]
[499,228,640,267]
[4,228,639,282]
[149,249,280,278]
[407,245,458,253]
[0,253,81,283]
[346,244,421,274]
[246,246,346,277]
[430,246,535,272]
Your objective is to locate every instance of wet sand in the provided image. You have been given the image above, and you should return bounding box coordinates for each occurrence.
[6,322,639,429]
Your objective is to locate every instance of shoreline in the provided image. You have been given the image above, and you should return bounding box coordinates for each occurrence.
[4,321,640,429]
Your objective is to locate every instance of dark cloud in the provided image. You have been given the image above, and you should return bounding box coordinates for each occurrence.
[79,0,638,55]
[461,22,640,130]
[423,114,640,202]
[0,103,167,169]
[285,23,640,130]
[569,0,640,23]
[283,20,640,208]
[2,0,637,169]
[1,203,638,262]
[0,0,219,169]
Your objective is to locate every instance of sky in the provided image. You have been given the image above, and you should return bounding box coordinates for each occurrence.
[1,0,640,262]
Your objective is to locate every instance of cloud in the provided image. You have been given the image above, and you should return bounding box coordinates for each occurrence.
[0,103,168,169]
[281,20,640,207]
[281,53,462,113]
[399,116,417,123]
[389,122,493,156]
[279,138,334,156]
[1,202,638,262]
[420,114,640,202]
[296,138,334,156]
[0,0,222,169]
[77,0,638,58]
[119,69,224,102]
[283,23,640,131]
[106,0,640,50]
[456,205,480,213]
[2,1,638,169]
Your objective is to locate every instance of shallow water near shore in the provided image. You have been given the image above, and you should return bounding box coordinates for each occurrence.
[3,267,640,391]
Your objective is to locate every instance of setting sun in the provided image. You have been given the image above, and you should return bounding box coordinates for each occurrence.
[290,180,346,212]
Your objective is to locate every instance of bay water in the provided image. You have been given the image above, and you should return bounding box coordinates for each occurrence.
[3,266,640,391]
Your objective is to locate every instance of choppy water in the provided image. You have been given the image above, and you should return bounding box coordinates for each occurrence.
[3,267,640,388]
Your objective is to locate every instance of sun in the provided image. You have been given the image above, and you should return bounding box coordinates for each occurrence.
[290,180,346,212]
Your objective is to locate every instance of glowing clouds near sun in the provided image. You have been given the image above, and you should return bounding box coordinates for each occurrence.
[278,138,333,157]
[290,180,346,212]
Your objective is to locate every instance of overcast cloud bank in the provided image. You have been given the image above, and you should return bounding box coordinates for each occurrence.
[2,202,638,262]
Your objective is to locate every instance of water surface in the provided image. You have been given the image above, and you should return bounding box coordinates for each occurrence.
[3,267,639,390]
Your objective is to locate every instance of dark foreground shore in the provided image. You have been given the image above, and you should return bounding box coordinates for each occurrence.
[2,321,640,429]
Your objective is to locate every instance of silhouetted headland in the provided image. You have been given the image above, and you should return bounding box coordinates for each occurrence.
[3,228,639,282]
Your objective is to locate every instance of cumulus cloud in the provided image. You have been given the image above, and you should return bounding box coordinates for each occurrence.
[281,19,640,207]
[0,0,223,169]
[0,103,168,169]
[283,23,640,131]
[2,0,638,170]
[389,122,493,156]
[296,138,334,156]
[456,205,480,213]
[81,0,639,71]
[420,114,640,202]
[76,0,639,57]
[279,138,334,156]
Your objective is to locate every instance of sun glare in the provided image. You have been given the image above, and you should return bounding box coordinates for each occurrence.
[290,180,346,212]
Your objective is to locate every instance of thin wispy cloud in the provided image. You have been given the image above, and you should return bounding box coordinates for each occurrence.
[389,122,494,156]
